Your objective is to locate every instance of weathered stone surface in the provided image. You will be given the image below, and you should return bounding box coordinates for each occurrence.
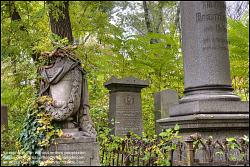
[104,76,149,89]
[157,113,249,140]
[39,48,97,138]
[180,1,240,103]
[43,138,99,166]
[169,100,249,116]
[154,90,179,134]
[37,48,99,166]
[115,92,143,136]
[1,105,8,130]
[104,76,149,136]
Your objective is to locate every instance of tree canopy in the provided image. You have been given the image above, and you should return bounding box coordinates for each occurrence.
[1,1,249,153]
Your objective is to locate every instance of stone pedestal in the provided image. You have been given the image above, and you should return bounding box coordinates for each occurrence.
[43,137,99,166]
[1,105,8,130]
[158,108,249,139]
[157,1,249,140]
[154,90,179,134]
[104,76,149,136]
[169,101,249,116]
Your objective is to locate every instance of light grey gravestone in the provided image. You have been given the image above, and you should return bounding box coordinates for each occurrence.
[39,47,99,166]
[154,90,178,134]
[157,1,249,140]
[104,76,149,136]
[1,105,8,130]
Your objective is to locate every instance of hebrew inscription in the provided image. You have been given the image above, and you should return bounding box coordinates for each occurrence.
[181,1,232,88]
[195,1,228,52]
[115,92,143,136]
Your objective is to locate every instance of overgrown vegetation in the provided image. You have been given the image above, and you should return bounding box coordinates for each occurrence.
[98,125,181,166]
[1,1,249,166]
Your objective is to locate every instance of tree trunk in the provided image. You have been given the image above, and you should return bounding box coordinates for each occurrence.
[143,1,157,44]
[174,2,182,45]
[47,1,73,44]
[8,1,21,21]
[7,1,23,73]
[143,1,153,34]
[155,2,163,34]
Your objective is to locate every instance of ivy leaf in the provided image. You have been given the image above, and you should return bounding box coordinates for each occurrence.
[174,124,179,131]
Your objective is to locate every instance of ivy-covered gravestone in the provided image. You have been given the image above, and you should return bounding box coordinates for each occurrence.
[38,47,100,166]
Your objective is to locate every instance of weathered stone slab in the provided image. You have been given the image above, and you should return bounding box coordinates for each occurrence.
[43,138,100,166]
[104,76,149,136]
[1,105,8,130]
[169,100,249,116]
[104,76,149,92]
[154,89,179,134]
[115,92,143,136]
[157,113,249,140]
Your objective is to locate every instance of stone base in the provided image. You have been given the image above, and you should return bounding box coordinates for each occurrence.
[169,100,249,117]
[180,89,241,103]
[42,137,100,166]
[157,101,249,140]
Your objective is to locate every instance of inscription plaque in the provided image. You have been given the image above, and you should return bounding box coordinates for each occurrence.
[115,92,142,136]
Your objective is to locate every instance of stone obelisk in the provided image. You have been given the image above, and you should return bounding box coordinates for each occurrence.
[180,1,240,103]
[157,1,249,139]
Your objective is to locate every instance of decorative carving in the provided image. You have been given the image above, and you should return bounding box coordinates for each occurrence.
[39,47,97,138]
[124,95,134,105]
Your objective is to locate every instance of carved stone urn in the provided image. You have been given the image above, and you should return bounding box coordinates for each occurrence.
[39,47,100,166]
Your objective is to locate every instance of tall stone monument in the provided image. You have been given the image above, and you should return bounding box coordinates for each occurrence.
[104,77,149,136]
[39,47,99,166]
[154,90,178,134]
[157,1,249,139]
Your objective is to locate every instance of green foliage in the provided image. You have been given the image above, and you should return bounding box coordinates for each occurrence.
[1,95,63,166]
[90,106,109,133]
[228,18,249,100]
[226,135,249,161]
[98,125,180,166]
[0,3,249,166]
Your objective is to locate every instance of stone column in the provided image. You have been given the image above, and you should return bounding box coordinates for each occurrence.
[154,90,178,134]
[157,1,249,140]
[180,1,240,103]
[104,76,149,137]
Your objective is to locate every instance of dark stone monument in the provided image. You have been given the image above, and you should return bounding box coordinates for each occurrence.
[39,47,99,166]
[104,76,149,136]
[1,105,8,130]
[154,90,178,134]
[157,1,249,139]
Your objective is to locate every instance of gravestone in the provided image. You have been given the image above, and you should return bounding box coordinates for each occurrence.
[1,105,8,130]
[104,76,149,136]
[154,90,178,134]
[157,1,249,140]
[39,47,99,166]
[42,138,99,166]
